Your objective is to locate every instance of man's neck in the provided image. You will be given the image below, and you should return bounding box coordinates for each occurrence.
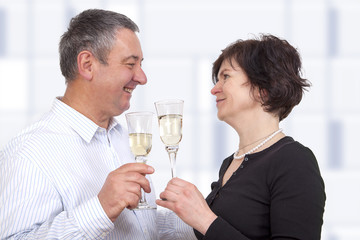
[62,83,110,129]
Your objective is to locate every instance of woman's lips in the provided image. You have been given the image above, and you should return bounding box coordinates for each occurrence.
[216,98,224,106]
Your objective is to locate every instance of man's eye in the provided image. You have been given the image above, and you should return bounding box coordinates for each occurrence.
[126,63,136,68]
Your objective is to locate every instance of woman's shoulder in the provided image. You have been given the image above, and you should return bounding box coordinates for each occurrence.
[275,136,316,160]
[265,136,319,173]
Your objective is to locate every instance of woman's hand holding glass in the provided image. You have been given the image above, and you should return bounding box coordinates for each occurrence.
[156,178,218,235]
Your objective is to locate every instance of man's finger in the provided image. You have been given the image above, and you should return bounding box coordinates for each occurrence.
[124,172,151,193]
[116,163,155,174]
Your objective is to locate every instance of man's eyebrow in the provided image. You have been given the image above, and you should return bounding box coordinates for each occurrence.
[122,55,143,62]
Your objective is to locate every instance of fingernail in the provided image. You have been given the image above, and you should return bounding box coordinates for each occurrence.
[148,166,154,172]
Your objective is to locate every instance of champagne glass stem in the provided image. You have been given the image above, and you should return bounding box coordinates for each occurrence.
[166,146,178,178]
[139,188,146,205]
[135,156,147,206]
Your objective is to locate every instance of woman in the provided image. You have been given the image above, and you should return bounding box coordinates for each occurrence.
[156,34,326,240]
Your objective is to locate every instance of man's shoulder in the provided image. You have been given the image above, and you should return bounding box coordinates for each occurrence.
[1,111,67,159]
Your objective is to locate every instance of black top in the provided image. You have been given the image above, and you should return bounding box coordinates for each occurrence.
[194,137,326,240]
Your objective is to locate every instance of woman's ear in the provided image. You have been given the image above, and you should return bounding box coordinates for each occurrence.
[77,50,94,81]
[259,88,268,103]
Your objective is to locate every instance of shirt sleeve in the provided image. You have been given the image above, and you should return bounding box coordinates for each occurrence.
[0,155,114,239]
[195,216,250,240]
[157,209,197,240]
[194,157,251,240]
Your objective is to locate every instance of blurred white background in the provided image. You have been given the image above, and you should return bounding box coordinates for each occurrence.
[0,0,359,239]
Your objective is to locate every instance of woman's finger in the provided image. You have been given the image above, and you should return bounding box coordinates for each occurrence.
[159,190,179,202]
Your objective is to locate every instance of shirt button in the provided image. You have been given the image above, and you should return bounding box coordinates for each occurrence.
[244,157,249,161]
[240,165,244,169]
[233,171,237,175]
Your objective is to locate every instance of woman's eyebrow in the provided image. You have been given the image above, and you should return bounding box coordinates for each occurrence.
[218,68,231,76]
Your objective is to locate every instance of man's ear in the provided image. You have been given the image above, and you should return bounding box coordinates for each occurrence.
[77,51,94,81]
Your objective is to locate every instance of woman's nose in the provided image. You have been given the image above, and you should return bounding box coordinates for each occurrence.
[211,81,221,95]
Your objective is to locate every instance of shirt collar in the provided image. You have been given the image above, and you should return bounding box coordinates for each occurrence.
[108,117,123,133]
[51,97,121,143]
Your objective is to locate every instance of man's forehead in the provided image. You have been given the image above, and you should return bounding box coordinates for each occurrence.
[113,29,144,61]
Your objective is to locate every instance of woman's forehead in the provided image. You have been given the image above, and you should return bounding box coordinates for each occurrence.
[219,58,241,72]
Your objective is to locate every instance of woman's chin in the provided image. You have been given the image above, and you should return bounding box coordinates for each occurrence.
[217,111,225,121]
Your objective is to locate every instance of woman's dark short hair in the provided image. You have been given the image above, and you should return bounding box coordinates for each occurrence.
[59,9,139,83]
[212,34,310,121]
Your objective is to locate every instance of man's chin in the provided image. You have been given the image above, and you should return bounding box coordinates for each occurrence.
[114,104,130,116]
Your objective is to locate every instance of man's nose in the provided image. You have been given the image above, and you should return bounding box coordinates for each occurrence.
[134,67,147,85]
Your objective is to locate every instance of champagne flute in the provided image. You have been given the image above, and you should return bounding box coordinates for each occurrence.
[125,111,155,209]
[154,100,183,178]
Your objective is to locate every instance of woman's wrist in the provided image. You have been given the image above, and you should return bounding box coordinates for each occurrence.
[197,212,218,235]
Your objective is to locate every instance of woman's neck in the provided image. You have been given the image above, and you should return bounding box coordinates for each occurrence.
[230,112,282,155]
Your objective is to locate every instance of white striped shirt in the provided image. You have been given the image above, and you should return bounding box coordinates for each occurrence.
[0,98,196,240]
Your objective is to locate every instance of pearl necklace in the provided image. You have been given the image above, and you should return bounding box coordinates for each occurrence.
[233,128,283,159]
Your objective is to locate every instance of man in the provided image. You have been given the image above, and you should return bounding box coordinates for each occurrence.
[0,9,195,239]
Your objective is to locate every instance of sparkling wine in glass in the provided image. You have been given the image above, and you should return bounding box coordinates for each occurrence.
[125,111,155,209]
[154,100,183,178]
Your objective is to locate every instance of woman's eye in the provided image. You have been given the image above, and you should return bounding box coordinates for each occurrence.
[223,74,229,80]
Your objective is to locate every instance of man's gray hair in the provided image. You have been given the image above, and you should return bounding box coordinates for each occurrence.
[59,9,139,82]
